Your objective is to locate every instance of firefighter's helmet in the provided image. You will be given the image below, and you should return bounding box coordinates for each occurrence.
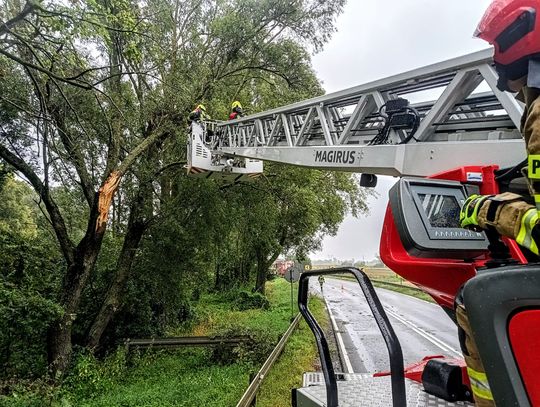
[197,104,206,112]
[475,0,540,90]
[231,101,242,109]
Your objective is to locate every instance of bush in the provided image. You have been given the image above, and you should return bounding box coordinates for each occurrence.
[210,325,275,367]
[234,291,270,311]
[0,379,62,407]
[64,348,127,401]
[0,282,63,379]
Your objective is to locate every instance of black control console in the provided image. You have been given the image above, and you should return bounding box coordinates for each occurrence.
[389,178,489,259]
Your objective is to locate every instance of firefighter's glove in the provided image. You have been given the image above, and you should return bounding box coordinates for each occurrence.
[460,194,489,232]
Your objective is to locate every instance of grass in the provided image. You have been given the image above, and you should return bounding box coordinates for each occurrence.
[75,349,249,407]
[257,291,327,407]
[0,278,328,407]
[184,279,298,337]
[374,282,434,302]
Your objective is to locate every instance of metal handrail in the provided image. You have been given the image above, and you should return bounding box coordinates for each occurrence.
[217,49,493,124]
[298,267,406,407]
[124,335,252,352]
[236,313,302,407]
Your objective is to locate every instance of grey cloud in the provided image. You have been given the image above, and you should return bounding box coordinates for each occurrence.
[310,0,493,261]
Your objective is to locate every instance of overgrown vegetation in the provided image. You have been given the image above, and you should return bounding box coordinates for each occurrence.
[0,0,372,402]
[0,279,327,407]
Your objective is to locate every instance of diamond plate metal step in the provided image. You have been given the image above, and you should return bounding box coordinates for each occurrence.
[296,373,473,407]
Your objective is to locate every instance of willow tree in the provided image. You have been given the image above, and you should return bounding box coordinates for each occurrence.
[0,0,345,376]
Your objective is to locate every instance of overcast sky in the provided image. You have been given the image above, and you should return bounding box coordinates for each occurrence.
[309,0,493,261]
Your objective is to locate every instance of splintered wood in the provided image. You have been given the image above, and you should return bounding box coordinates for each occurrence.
[96,170,122,232]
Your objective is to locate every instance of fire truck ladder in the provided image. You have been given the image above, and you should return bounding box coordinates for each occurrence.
[183,49,533,407]
[187,48,526,180]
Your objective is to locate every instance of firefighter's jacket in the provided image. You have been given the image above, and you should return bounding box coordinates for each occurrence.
[188,108,208,123]
[475,86,540,251]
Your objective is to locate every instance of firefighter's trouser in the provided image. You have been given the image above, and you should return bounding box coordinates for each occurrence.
[456,293,494,406]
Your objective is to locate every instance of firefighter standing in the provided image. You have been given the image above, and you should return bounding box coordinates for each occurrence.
[318,275,325,293]
[229,101,244,120]
[457,1,540,405]
[188,104,214,142]
[462,0,540,255]
[188,104,209,124]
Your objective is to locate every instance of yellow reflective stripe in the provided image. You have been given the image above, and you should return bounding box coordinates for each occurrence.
[529,155,540,179]
[467,367,494,401]
[535,195,540,211]
[517,209,535,246]
[517,209,539,254]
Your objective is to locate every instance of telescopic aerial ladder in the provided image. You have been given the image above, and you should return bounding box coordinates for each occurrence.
[187,48,525,181]
[188,50,540,407]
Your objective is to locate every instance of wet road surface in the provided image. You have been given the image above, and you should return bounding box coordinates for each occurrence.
[312,277,462,373]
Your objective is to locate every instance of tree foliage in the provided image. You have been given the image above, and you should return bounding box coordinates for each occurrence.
[0,0,372,386]
[0,174,64,378]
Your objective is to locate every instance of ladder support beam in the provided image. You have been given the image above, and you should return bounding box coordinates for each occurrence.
[338,95,373,145]
[296,107,316,146]
[479,64,525,129]
[254,119,265,146]
[281,114,294,146]
[415,69,484,141]
[268,115,282,146]
[316,106,334,146]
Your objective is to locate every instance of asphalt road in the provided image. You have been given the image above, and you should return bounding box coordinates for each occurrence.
[312,277,462,374]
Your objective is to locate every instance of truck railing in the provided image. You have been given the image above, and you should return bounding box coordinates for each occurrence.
[298,267,406,407]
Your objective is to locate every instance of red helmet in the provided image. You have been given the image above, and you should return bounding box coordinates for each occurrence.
[475,0,540,89]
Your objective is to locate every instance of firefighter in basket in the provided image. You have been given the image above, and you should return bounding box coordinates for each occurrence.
[229,101,244,120]
[188,104,209,123]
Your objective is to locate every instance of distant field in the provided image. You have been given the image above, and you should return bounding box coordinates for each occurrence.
[363,267,395,279]
[363,268,416,287]
[311,266,415,287]
[324,267,433,302]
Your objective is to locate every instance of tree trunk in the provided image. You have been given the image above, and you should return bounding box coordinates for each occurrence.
[254,250,281,295]
[86,203,148,350]
[47,314,74,379]
[47,172,123,377]
[47,239,103,378]
[215,258,221,290]
[254,254,267,295]
[214,244,222,289]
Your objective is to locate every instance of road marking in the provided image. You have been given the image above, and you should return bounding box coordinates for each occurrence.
[376,286,443,308]
[325,278,463,363]
[384,307,462,357]
[325,297,354,374]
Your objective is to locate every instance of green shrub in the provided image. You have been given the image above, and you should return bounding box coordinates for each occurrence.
[0,379,62,407]
[64,348,127,401]
[234,291,270,311]
[0,282,63,379]
[266,272,278,281]
[210,325,275,367]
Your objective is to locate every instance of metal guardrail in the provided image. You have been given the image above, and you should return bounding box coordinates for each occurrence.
[236,313,302,407]
[124,336,252,352]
